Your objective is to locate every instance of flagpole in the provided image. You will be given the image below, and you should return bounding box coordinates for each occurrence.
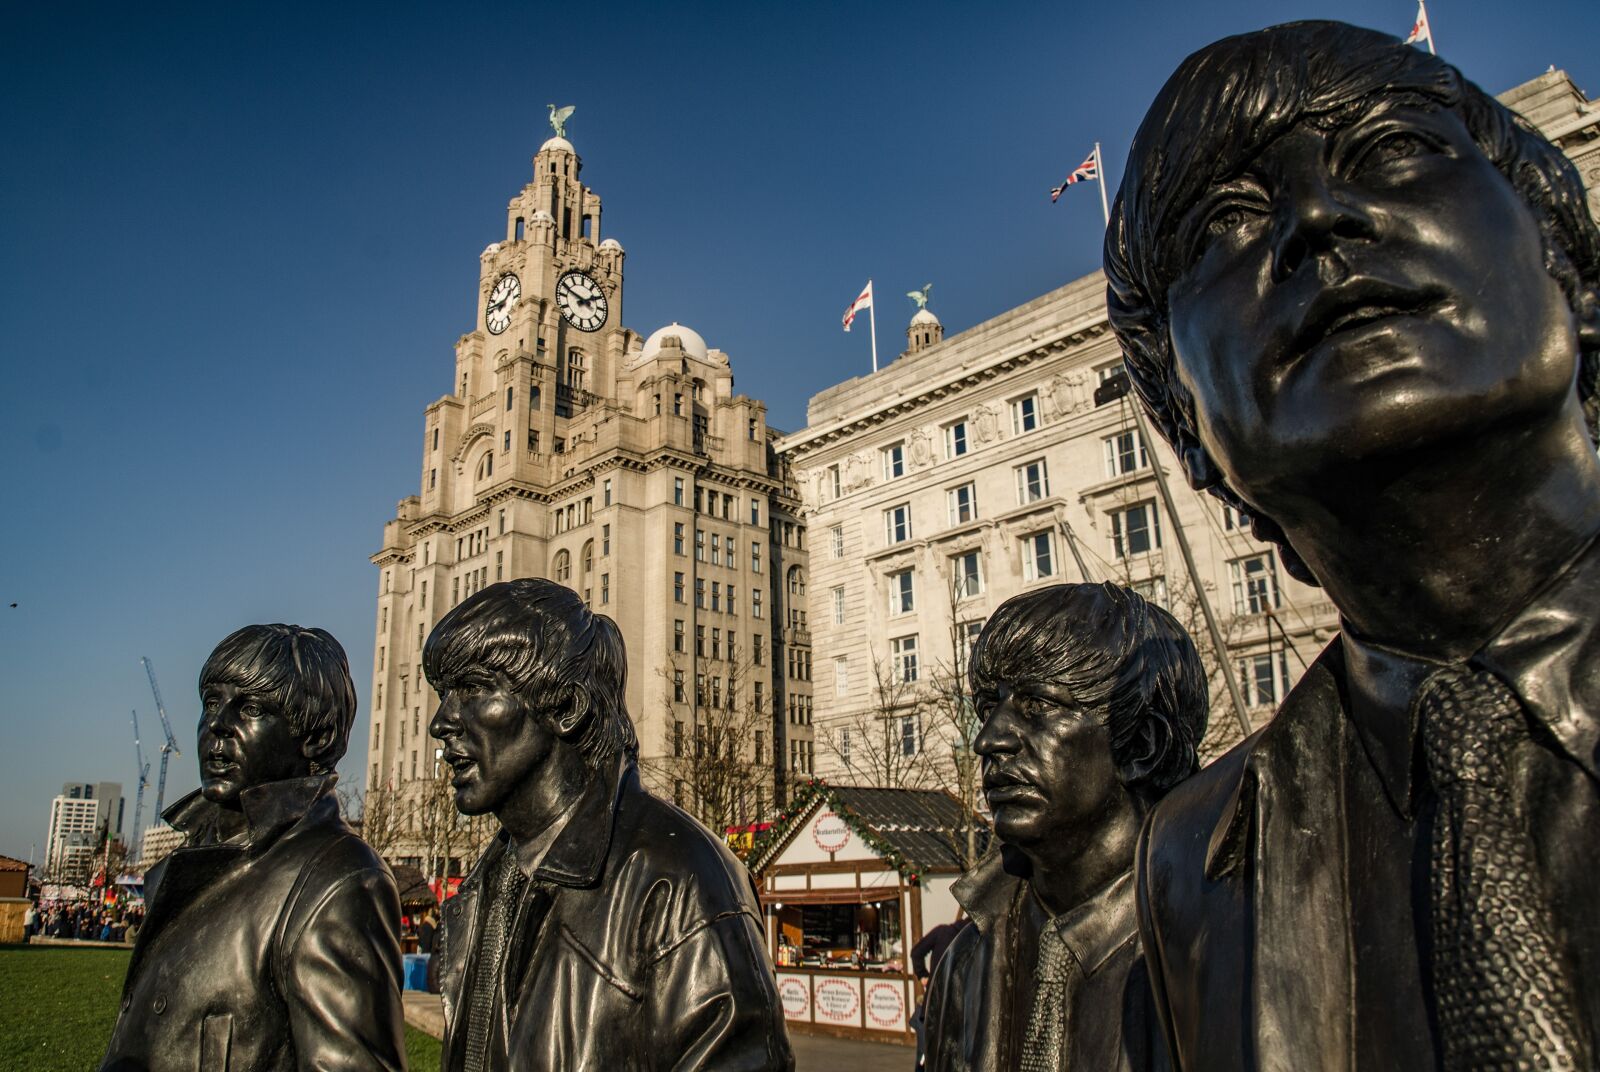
[1421,0,1436,54]
[1094,142,1110,228]
[867,279,879,373]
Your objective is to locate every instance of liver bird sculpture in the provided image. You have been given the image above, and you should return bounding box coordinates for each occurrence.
[548,104,575,138]
[907,283,933,309]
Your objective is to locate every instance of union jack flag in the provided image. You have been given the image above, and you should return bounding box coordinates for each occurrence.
[1051,151,1099,202]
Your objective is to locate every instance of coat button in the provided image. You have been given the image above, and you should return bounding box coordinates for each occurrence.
[153,996,167,1015]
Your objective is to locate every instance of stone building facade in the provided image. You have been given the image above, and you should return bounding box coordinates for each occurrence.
[369,133,809,869]
[774,67,1600,790]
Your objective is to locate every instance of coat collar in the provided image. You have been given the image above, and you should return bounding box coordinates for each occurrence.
[515,756,632,889]
[954,846,1136,978]
[163,774,339,855]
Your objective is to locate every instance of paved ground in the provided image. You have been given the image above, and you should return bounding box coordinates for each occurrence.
[404,992,912,1070]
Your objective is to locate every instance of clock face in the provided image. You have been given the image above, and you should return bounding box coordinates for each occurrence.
[486,273,520,335]
[555,270,609,332]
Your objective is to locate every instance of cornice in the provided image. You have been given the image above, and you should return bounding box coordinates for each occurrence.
[779,320,1115,460]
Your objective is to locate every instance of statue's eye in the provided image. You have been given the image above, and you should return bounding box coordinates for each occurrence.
[1353,130,1439,175]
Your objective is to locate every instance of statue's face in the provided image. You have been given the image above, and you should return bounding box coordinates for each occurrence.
[1164,99,1579,512]
[973,681,1122,851]
[198,682,310,809]
[429,668,553,817]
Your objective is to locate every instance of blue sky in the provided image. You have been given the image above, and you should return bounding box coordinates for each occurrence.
[2,0,1597,862]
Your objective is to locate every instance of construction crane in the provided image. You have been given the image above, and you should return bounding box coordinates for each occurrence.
[129,709,151,862]
[141,657,181,820]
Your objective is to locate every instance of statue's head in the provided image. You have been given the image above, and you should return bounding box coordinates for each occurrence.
[969,584,1208,852]
[425,579,638,818]
[198,625,356,809]
[1105,21,1600,583]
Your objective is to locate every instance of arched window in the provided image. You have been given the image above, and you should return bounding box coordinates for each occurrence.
[788,566,806,597]
[477,451,493,479]
[581,540,595,575]
[554,550,571,582]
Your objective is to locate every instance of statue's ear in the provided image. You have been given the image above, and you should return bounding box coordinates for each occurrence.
[552,684,591,740]
[1175,431,1222,491]
[1118,716,1167,790]
[1576,285,1600,353]
[300,725,338,770]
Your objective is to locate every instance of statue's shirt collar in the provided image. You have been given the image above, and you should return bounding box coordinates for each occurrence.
[163,774,339,853]
[1342,527,1600,817]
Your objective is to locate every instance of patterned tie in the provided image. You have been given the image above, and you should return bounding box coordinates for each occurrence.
[1419,667,1590,1072]
[1019,916,1072,1072]
[463,852,529,1072]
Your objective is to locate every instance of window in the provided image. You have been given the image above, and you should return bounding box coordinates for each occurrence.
[1230,553,1281,615]
[832,586,845,625]
[711,533,721,565]
[673,393,683,416]
[603,479,612,507]
[882,442,905,480]
[502,429,511,450]
[892,635,919,684]
[1015,459,1049,503]
[1103,429,1149,477]
[947,483,977,525]
[1021,531,1056,582]
[673,718,684,752]
[953,550,982,598]
[834,656,849,697]
[711,582,721,612]
[944,420,969,458]
[673,523,685,555]
[728,585,737,614]
[828,465,842,499]
[830,525,844,558]
[695,625,706,657]
[494,551,503,580]
[528,430,540,452]
[788,567,805,597]
[531,385,541,409]
[478,451,493,479]
[674,619,685,653]
[888,569,915,615]
[429,468,436,490]
[840,727,852,767]
[695,529,705,561]
[959,620,985,667]
[751,498,761,526]
[674,572,685,603]
[674,477,685,506]
[505,386,514,410]
[1109,501,1163,558]
[695,578,705,608]
[600,573,609,604]
[711,627,721,659]
[431,428,439,451]
[748,418,758,441]
[554,549,571,582]
[885,503,912,544]
[497,511,505,536]
[1011,393,1039,434]
[582,540,594,574]
[753,589,763,618]
[1222,504,1242,531]
[1132,576,1169,606]
[751,542,761,573]
[1238,652,1292,708]
[602,524,611,556]
[900,714,922,756]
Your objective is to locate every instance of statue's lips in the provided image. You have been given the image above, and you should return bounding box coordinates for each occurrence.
[202,757,237,777]
[984,776,1040,804]
[1286,282,1445,364]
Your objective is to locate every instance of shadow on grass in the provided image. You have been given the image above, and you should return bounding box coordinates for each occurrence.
[0,944,441,1072]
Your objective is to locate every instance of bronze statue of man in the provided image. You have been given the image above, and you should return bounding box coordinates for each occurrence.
[424,578,794,1072]
[102,625,406,1072]
[1105,21,1600,1071]
[922,583,1207,1071]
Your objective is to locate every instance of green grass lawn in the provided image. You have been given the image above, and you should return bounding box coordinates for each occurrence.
[0,944,441,1072]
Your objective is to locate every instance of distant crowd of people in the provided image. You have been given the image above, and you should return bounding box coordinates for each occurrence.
[25,900,143,944]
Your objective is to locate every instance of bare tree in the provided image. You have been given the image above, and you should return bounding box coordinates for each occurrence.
[643,645,775,836]
[819,641,936,791]
[916,578,989,869]
[339,779,406,860]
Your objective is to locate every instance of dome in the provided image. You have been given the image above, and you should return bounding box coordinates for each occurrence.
[540,135,574,154]
[911,308,940,326]
[640,322,709,361]
[598,237,623,251]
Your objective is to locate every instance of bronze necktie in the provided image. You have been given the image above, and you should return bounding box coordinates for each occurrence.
[1420,667,1589,1071]
[1019,917,1072,1072]
[463,852,528,1072]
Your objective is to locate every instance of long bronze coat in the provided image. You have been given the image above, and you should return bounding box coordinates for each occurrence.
[436,760,794,1071]
[101,775,406,1072]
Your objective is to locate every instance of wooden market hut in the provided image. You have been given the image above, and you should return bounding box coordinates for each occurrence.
[747,782,988,1045]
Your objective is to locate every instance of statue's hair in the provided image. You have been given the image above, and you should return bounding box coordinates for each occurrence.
[969,583,1209,802]
[199,624,356,773]
[423,578,638,769]
[1104,20,1600,583]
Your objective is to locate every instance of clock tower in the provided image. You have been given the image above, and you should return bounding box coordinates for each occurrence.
[368,121,812,872]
